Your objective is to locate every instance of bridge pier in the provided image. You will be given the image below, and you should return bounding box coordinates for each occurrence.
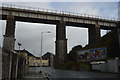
[3,15,16,51]
[2,15,17,79]
[54,20,67,68]
[88,22,101,45]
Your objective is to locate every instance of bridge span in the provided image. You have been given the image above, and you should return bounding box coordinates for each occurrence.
[1,4,117,29]
[0,4,119,79]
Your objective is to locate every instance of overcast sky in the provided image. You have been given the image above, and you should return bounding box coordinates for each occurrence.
[0,1,119,57]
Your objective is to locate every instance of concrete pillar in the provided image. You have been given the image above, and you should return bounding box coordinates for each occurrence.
[88,22,101,45]
[2,51,10,79]
[2,15,16,79]
[55,19,67,68]
[3,15,16,51]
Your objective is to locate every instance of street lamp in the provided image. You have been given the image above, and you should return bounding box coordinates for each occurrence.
[40,31,51,67]
[16,42,22,78]
[18,43,22,51]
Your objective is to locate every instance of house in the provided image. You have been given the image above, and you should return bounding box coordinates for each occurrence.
[15,49,49,67]
[42,52,54,66]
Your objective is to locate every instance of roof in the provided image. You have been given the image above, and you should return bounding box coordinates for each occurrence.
[42,52,54,60]
[15,49,36,57]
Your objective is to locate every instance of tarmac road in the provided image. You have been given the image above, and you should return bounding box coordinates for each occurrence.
[35,67,118,80]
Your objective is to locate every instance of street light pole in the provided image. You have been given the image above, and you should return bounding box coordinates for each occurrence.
[40,31,51,67]
[40,32,43,64]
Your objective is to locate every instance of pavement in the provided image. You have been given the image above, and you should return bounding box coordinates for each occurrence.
[22,67,48,80]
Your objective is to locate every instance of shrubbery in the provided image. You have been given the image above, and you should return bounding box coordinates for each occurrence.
[62,61,80,71]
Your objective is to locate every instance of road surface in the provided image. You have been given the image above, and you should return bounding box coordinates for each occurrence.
[34,67,118,80]
[22,67,47,80]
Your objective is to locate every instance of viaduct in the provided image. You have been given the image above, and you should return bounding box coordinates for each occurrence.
[0,4,119,78]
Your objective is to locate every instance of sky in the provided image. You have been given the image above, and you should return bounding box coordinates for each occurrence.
[0,1,119,57]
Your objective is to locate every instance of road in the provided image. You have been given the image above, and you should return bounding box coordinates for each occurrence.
[33,67,118,80]
[22,67,47,80]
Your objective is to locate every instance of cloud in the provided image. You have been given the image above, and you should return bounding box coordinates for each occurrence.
[0,0,120,2]
[2,2,53,10]
[50,2,118,19]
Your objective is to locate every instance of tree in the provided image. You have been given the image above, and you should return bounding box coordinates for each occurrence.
[68,45,83,62]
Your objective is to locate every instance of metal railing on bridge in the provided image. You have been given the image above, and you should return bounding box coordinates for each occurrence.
[0,4,118,21]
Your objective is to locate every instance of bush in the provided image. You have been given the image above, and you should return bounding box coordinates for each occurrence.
[79,62,90,70]
[62,61,74,70]
[62,61,80,71]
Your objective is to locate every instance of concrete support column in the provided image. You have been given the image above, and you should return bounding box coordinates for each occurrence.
[2,51,10,79]
[3,15,16,51]
[2,15,16,79]
[55,19,67,68]
[88,22,101,45]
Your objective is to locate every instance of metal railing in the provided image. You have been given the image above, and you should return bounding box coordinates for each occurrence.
[0,4,118,21]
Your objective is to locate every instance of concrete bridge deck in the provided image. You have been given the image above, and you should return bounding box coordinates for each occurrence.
[0,4,118,30]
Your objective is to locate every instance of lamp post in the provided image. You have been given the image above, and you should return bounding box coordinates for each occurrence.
[40,31,51,67]
[15,42,22,78]
[18,43,22,51]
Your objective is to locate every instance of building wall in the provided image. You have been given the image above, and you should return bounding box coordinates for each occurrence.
[16,50,49,67]
[42,60,49,66]
[19,52,28,64]
[50,54,54,66]
[16,51,29,74]
[91,59,119,73]
[28,58,49,67]
[28,56,36,66]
